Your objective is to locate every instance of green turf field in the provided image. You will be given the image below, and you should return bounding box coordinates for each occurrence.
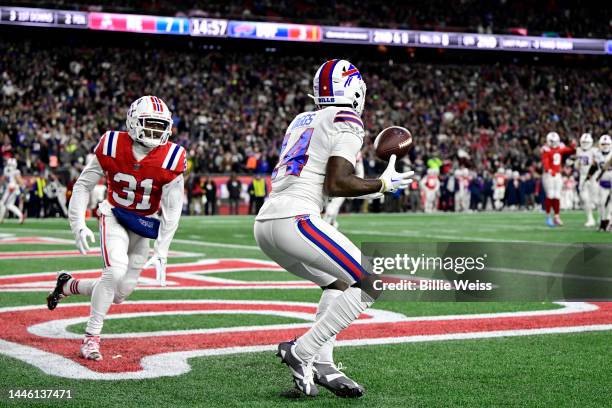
[0,211,610,407]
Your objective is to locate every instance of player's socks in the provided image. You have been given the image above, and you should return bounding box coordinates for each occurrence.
[552,199,560,215]
[544,198,551,214]
[63,278,96,296]
[295,287,374,362]
[315,289,343,363]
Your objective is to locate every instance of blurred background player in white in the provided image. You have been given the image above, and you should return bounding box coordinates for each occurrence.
[492,167,507,210]
[323,151,364,228]
[254,60,413,398]
[560,167,577,210]
[454,167,470,212]
[587,134,612,231]
[0,158,25,224]
[46,96,186,361]
[421,167,440,213]
[575,133,599,227]
[541,131,575,227]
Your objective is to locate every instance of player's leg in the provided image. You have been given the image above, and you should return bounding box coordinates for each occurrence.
[580,179,595,226]
[5,192,24,223]
[255,217,369,397]
[323,197,345,228]
[0,188,8,222]
[598,187,611,231]
[551,175,563,225]
[113,232,149,304]
[85,214,130,359]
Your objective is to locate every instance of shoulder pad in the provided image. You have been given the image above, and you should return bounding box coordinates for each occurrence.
[162,143,186,173]
[95,131,121,158]
[333,110,364,130]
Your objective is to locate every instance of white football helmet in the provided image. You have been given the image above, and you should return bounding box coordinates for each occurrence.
[546,132,560,147]
[599,134,611,153]
[580,133,593,150]
[312,59,367,116]
[126,96,173,148]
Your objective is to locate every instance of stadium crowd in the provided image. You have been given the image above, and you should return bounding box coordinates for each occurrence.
[5,0,610,38]
[0,38,610,215]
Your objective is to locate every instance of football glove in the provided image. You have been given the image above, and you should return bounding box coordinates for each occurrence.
[75,227,95,255]
[378,154,414,193]
[144,255,167,287]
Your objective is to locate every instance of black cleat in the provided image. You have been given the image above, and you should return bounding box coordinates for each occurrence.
[314,362,365,398]
[276,341,319,396]
[46,272,72,310]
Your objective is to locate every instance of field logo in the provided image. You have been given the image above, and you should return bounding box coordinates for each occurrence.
[0,300,611,380]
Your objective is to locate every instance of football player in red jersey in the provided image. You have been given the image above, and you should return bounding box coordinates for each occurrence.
[46,96,186,361]
[541,131,575,227]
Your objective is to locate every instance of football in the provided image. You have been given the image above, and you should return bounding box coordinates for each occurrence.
[374,126,413,161]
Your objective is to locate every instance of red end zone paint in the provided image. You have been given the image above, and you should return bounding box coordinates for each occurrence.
[0,259,317,291]
[0,300,610,379]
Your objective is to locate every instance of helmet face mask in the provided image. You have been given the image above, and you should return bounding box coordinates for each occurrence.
[126,96,173,149]
[312,59,367,116]
[580,133,593,150]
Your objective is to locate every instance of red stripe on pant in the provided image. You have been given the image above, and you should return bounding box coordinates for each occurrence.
[299,219,363,280]
[101,215,111,267]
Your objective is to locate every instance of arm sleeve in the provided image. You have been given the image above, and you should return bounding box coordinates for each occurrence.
[154,174,184,259]
[330,130,364,168]
[68,156,104,235]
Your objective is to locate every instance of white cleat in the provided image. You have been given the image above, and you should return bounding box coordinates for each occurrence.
[553,215,563,226]
[585,219,596,228]
[81,335,103,361]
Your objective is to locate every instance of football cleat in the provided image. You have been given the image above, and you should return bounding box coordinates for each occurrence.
[314,361,365,398]
[546,216,555,228]
[584,219,596,228]
[553,215,563,226]
[46,272,72,310]
[81,335,102,361]
[599,220,610,232]
[276,341,318,397]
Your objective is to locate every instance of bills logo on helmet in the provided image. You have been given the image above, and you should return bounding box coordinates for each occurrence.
[342,64,362,87]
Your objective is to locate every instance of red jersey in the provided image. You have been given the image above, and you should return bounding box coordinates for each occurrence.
[541,144,575,176]
[494,174,507,188]
[424,175,439,190]
[95,131,186,216]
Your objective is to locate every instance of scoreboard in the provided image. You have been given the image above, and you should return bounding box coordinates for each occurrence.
[0,5,609,55]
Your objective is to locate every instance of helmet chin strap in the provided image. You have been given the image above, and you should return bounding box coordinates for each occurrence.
[132,137,155,160]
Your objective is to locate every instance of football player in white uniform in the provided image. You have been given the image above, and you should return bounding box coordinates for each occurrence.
[575,133,599,227]
[587,135,612,231]
[323,151,364,228]
[255,60,413,398]
[46,96,185,361]
[0,158,25,224]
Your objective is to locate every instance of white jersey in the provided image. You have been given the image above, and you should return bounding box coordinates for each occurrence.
[257,106,364,220]
[575,147,598,178]
[594,150,612,185]
[3,166,20,190]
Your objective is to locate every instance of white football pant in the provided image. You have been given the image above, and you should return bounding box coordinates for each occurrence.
[323,197,345,227]
[542,173,562,200]
[0,189,23,222]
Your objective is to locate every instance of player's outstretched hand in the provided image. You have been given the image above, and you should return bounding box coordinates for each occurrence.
[144,256,167,287]
[75,227,95,255]
[378,154,414,193]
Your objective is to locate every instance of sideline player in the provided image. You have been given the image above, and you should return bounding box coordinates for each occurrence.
[492,167,507,210]
[323,151,364,228]
[587,135,612,231]
[0,158,25,223]
[46,96,186,360]
[575,133,599,227]
[541,132,575,227]
[254,60,413,397]
[421,167,440,213]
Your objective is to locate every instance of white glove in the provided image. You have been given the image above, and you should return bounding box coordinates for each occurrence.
[378,154,415,193]
[75,227,95,255]
[144,256,167,287]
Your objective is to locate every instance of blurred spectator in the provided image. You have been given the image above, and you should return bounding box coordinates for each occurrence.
[203,176,217,215]
[248,173,267,214]
[226,173,242,215]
